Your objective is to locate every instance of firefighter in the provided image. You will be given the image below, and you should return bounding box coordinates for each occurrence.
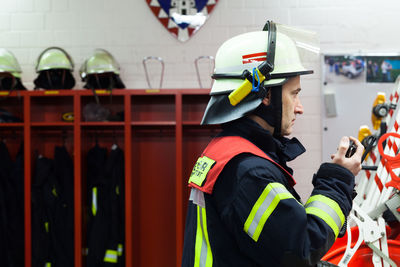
[182,21,363,267]
[0,48,27,90]
[80,48,125,90]
[34,47,75,90]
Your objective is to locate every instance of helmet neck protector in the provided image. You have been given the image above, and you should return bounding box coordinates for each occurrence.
[252,85,282,137]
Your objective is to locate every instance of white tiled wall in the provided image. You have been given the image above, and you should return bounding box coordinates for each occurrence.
[3,0,400,199]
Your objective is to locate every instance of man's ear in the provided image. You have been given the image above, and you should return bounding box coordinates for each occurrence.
[262,89,271,106]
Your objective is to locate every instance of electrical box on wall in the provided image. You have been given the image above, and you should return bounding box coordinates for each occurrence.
[324,91,337,117]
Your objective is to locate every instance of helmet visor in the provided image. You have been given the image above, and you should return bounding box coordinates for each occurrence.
[274,23,320,75]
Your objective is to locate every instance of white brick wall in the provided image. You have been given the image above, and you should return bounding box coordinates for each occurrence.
[2,0,399,199]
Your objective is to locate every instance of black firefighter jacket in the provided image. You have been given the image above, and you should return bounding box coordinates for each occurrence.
[182,117,355,267]
[31,146,74,267]
[0,141,24,267]
[86,144,125,267]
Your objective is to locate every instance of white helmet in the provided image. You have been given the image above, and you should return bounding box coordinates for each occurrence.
[201,21,319,126]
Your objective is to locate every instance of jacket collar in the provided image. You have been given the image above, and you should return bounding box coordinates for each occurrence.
[220,117,306,165]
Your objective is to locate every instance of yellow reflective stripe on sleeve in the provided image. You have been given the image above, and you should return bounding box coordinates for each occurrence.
[305,194,345,238]
[194,205,213,267]
[45,222,49,233]
[188,156,215,186]
[92,187,98,216]
[244,182,294,242]
[103,249,118,263]
[45,262,51,267]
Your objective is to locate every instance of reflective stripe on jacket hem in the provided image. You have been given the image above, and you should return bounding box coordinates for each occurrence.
[104,249,118,263]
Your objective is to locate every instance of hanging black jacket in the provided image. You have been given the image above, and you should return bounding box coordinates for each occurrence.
[7,143,25,267]
[182,118,355,267]
[31,146,74,267]
[53,146,74,267]
[31,156,58,267]
[0,141,24,267]
[86,144,125,266]
[0,141,14,266]
[106,145,125,266]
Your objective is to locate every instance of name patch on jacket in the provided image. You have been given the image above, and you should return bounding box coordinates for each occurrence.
[188,156,216,187]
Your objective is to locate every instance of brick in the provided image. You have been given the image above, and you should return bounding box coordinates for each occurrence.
[11,14,44,30]
[45,13,79,30]
[0,14,11,30]
[34,0,51,12]
[17,0,34,12]
[0,32,20,47]
[52,0,69,12]
[20,31,54,47]
[3,0,18,12]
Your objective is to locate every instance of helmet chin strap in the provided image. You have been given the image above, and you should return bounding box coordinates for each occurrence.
[252,85,282,137]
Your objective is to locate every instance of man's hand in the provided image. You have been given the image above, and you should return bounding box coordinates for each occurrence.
[331,136,364,176]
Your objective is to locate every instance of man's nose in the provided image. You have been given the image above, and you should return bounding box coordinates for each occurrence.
[295,101,304,114]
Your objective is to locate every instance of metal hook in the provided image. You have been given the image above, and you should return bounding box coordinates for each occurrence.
[143,56,165,89]
[194,56,215,88]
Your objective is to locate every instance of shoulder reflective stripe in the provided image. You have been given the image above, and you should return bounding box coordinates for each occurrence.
[244,182,294,242]
[188,156,216,187]
[45,263,51,267]
[92,187,97,216]
[104,249,118,263]
[305,195,345,238]
[194,206,213,267]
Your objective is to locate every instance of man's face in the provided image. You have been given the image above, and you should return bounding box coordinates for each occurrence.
[281,76,303,136]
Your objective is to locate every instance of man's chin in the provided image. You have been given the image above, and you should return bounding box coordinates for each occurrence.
[281,128,292,136]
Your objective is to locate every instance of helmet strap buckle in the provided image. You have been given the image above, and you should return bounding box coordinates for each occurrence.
[251,68,261,92]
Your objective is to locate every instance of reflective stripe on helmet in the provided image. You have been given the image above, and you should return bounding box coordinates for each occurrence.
[104,249,118,263]
[305,194,345,238]
[194,205,213,267]
[244,182,294,242]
